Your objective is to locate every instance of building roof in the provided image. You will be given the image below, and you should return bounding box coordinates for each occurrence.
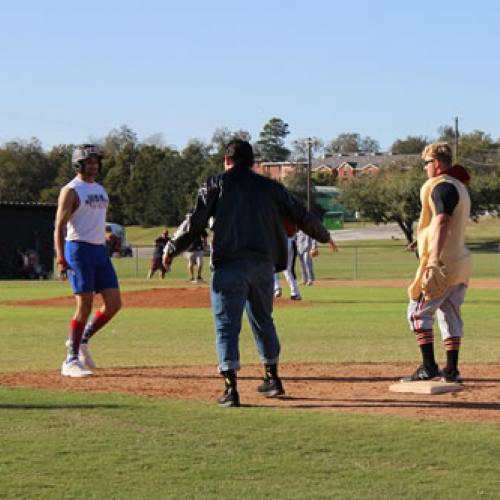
[258,161,308,166]
[312,153,418,170]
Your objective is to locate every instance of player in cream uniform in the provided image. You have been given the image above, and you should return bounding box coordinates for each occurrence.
[54,145,122,377]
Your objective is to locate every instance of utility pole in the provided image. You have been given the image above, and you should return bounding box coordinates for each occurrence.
[294,137,318,210]
[454,116,459,161]
[307,137,312,211]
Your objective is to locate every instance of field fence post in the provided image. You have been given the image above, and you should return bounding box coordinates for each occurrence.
[353,246,358,280]
[135,246,139,278]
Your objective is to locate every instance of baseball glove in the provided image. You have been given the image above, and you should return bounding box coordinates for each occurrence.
[421,262,448,301]
[310,247,319,257]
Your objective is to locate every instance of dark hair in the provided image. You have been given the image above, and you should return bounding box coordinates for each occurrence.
[225,139,254,168]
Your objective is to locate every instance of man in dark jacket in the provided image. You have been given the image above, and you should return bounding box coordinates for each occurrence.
[163,140,336,407]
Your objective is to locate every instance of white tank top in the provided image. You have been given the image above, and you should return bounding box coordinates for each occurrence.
[64,177,109,245]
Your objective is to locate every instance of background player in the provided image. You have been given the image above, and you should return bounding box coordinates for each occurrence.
[296,229,318,286]
[148,230,170,279]
[274,220,301,300]
[185,229,208,283]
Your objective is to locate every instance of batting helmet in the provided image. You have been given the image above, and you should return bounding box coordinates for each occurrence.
[72,144,104,173]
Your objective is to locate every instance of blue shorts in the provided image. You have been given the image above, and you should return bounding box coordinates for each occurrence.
[65,241,119,294]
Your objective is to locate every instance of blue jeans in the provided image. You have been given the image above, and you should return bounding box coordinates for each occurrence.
[211,258,280,372]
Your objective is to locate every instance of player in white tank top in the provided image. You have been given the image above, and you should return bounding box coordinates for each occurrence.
[64,176,109,245]
[54,145,122,378]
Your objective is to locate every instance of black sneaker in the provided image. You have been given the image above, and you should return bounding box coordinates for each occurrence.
[400,364,440,382]
[217,386,240,407]
[441,367,463,383]
[257,377,285,397]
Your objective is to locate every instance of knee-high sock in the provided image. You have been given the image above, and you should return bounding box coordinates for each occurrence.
[67,319,86,359]
[444,337,461,371]
[415,329,436,368]
[81,310,111,344]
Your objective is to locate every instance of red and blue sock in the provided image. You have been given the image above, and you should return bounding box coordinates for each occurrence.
[81,310,111,345]
[67,319,86,361]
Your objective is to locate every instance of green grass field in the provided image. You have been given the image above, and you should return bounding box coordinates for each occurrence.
[109,242,500,281]
[118,216,500,281]
[125,216,500,246]
[3,209,500,498]
[1,387,498,499]
[1,275,499,498]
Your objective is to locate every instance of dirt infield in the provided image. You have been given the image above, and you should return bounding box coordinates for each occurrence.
[6,278,500,309]
[1,363,498,423]
[3,283,499,422]
[5,287,311,309]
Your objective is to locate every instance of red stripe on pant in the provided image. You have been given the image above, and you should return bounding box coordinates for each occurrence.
[411,294,426,332]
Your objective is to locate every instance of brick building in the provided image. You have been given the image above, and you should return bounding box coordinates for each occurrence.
[253,153,417,182]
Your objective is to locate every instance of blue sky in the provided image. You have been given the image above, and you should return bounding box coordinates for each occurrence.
[1,0,499,151]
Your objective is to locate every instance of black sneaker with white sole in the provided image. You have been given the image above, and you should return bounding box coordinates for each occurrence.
[256,376,285,397]
[217,387,240,407]
[441,367,463,383]
[401,364,440,382]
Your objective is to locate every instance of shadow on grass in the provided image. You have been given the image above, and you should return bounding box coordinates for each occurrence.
[248,397,500,411]
[0,404,130,410]
[99,372,399,383]
[98,372,500,384]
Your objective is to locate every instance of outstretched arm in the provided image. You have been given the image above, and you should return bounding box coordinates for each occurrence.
[328,239,338,253]
[278,186,332,244]
[163,177,219,269]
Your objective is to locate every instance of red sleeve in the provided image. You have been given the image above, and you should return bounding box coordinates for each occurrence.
[283,219,298,237]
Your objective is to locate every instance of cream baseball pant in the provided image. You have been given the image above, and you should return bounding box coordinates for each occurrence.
[407,284,467,339]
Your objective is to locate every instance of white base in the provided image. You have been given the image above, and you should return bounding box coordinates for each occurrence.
[389,381,464,395]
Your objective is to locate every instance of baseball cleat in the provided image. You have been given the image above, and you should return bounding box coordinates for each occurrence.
[274,288,282,298]
[61,359,94,378]
[290,294,302,301]
[257,376,285,397]
[400,364,440,382]
[441,367,463,383]
[217,387,240,407]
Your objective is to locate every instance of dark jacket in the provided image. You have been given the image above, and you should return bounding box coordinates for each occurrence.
[166,166,330,272]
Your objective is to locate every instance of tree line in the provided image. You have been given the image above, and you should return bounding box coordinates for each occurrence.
[0,118,499,230]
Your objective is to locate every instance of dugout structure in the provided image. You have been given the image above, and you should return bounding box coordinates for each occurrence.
[313,186,355,222]
[0,202,56,279]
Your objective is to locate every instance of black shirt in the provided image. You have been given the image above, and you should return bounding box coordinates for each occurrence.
[153,236,169,259]
[188,230,207,252]
[431,182,459,215]
[167,167,331,272]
